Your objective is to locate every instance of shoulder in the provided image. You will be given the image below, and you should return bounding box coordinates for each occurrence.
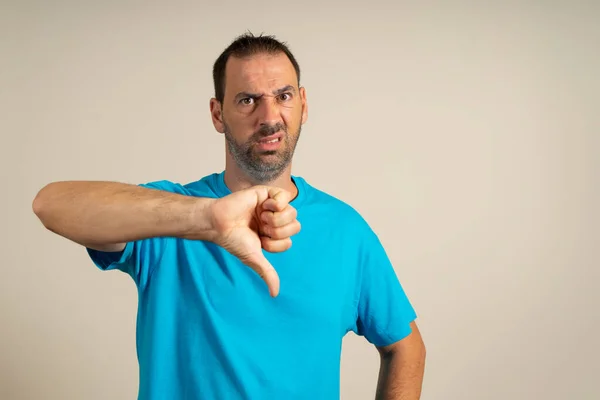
[296,176,374,235]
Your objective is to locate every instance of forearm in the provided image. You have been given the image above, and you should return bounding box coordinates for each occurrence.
[32,181,213,246]
[375,350,426,400]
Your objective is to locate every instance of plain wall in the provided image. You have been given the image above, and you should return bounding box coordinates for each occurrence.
[1,1,598,399]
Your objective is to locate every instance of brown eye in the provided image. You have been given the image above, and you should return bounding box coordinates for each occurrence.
[240,98,254,105]
[278,93,292,101]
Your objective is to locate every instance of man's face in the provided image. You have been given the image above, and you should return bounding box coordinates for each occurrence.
[210,52,308,183]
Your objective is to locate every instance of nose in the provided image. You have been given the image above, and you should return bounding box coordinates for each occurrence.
[256,97,282,127]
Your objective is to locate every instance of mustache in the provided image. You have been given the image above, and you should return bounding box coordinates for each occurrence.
[252,123,286,141]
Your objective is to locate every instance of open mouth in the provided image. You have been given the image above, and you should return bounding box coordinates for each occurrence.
[259,137,281,144]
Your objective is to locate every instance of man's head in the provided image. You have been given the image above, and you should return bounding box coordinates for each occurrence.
[210,32,308,184]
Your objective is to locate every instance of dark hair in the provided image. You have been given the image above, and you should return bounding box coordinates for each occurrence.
[212,32,301,103]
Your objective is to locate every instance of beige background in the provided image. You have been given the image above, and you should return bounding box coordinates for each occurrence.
[1,1,598,399]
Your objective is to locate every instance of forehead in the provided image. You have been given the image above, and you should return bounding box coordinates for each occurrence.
[224,52,298,94]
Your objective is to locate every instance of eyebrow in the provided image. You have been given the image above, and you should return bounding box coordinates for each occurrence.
[234,85,296,101]
[273,85,296,96]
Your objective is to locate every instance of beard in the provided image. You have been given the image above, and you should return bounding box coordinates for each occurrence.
[223,120,301,183]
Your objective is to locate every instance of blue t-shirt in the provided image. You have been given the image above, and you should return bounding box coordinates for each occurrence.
[87,171,417,400]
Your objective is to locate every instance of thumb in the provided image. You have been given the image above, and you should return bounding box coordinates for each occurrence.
[243,251,280,297]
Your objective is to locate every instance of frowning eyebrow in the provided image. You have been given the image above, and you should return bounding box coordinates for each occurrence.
[273,85,296,96]
[234,85,297,101]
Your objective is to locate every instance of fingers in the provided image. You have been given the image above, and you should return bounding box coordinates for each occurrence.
[261,203,297,227]
[260,219,301,240]
[261,236,293,253]
[243,250,280,297]
[249,184,301,256]
[261,187,293,212]
[259,203,300,246]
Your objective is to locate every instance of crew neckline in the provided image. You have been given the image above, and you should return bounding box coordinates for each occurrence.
[212,170,306,209]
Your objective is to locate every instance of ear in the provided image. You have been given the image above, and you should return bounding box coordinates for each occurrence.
[210,98,225,133]
[299,86,308,125]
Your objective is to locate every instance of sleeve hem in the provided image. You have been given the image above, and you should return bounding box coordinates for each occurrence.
[366,309,418,348]
[86,241,135,272]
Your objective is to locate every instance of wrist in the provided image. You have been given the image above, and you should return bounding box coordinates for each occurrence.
[185,197,218,242]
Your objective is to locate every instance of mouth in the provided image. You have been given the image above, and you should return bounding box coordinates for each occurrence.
[256,133,283,144]
[255,133,284,152]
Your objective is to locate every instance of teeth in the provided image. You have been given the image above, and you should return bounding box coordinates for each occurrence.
[266,138,278,143]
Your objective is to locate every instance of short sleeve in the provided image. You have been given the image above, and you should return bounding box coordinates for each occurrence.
[353,228,418,347]
[86,180,183,288]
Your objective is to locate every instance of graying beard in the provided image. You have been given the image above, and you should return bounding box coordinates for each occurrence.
[225,133,290,183]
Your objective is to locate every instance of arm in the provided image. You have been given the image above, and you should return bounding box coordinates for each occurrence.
[32,180,300,296]
[375,321,426,400]
[32,180,213,252]
[350,221,425,398]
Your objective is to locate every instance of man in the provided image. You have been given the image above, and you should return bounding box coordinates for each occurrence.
[32,33,426,399]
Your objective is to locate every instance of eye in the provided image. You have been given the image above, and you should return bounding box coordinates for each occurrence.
[239,97,254,105]
[278,93,292,101]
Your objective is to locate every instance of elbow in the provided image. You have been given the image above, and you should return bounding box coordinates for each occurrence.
[32,182,57,226]
[32,186,46,217]
[32,188,45,218]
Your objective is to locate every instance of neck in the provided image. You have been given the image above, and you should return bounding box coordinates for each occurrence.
[223,159,298,198]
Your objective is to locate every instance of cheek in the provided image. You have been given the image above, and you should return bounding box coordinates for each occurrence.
[281,106,302,126]
[225,114,252,133]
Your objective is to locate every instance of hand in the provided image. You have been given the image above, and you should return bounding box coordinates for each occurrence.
[206,185,301,297]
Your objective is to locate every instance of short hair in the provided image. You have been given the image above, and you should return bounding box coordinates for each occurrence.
[212,32,301,103]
